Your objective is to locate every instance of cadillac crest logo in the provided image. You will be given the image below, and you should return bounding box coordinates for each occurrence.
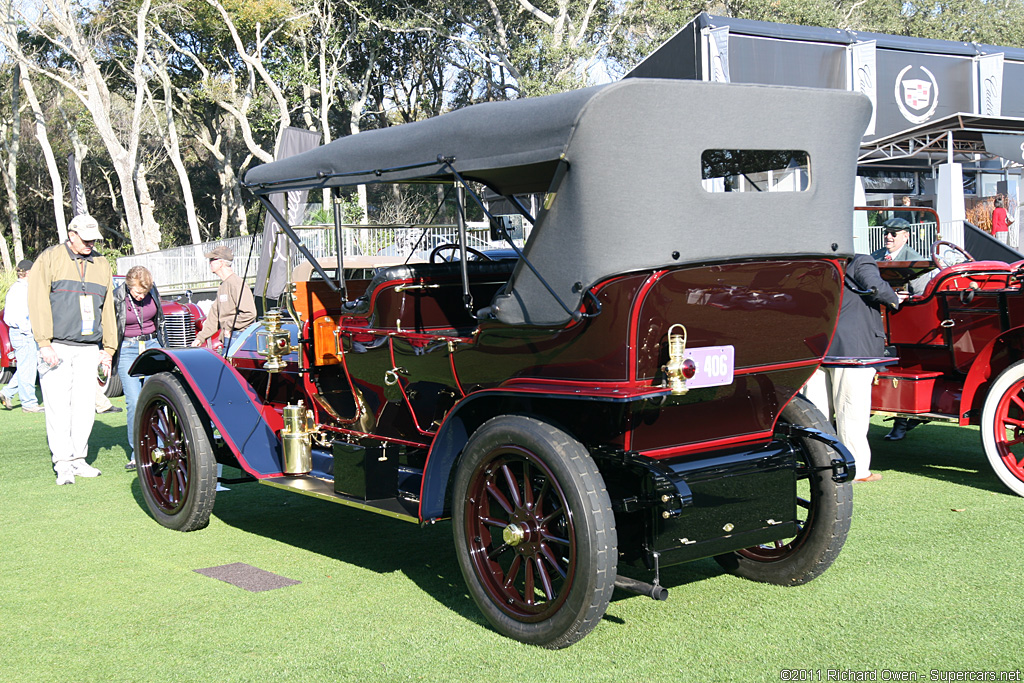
[895,65,939,124]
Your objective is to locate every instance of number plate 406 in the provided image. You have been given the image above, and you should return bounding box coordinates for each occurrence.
[683,345,735,389]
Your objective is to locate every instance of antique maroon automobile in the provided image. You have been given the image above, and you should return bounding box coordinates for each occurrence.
[129,79,871,647]
[868,208,1024,497]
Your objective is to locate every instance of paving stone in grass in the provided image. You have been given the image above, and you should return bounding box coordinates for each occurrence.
[195,562,300,592]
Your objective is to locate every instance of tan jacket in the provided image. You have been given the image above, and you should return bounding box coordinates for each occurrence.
[197,273,257,342]
[28,243,117,356]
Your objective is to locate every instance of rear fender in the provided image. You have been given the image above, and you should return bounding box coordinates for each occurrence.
[961,328,1024,425]
[419,390,631,520]
[131,348,285,478]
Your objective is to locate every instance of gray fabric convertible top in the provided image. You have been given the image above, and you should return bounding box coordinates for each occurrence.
[244,79,871,326]
[244,85,602,196]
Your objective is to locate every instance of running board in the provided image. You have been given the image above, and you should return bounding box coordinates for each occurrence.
[259,476,421,524]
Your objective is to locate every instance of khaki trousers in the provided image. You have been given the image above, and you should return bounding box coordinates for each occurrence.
[803,366,876,478]
[39,342,99,472]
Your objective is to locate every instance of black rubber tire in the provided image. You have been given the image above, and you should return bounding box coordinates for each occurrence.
[0,367,12,385]
[980,360,1024,497]
[101,368,123,398]
[714,395,852,585]
[135,372,217,531]
[452,415,617,649]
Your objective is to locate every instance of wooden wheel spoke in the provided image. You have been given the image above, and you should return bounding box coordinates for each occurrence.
[540,543,567,580]
[534,479,551,514]
[522,462,535,508]
[152,407,172,444]
[479,515,507,529]
[523,559,535,606]
[485,481,514,515]
[540,503,565,526]
[796,496,811,510]
[503,555,522,589]
[488,542,511,561]
[500,464,522,508]
[533,556,555,601]
[1001,414,1024,430]
[539,530,570,548]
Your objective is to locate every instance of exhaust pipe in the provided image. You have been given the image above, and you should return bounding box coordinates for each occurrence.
[614,575,668,601]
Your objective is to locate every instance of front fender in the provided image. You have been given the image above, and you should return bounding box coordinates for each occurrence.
[961,329,1024,425]
[131,348,285,478]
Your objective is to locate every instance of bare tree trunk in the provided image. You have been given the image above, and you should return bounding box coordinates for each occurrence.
[0,63,22,267]
[135,162,162,251]
[200,117,248,238]
[20,69,67,243]
[154,65,201,244]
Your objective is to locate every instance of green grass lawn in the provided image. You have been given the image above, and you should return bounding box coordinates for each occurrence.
[1,401,1022,682]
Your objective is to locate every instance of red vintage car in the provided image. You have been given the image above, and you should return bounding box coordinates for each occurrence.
[129,79,871,647]
[869,208,1024,498]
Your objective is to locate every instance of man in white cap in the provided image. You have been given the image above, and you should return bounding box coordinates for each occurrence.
[1,259,44,412]
[28,214,117,485]
[191,245,256,349]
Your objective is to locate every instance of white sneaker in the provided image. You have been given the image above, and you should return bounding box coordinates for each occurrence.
[70,461,102,478]
[56,470,75,486]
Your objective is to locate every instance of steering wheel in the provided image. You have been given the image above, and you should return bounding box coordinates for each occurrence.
[931,240,974,270]
[429,244,490,263]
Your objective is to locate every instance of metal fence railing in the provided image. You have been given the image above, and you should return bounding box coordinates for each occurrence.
[117,223,520,294]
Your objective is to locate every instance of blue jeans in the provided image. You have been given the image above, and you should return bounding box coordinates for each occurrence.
[2,329,39,408]
[117,338,148,460]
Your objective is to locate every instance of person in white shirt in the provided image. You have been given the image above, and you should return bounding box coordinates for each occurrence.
[2,260,43,412]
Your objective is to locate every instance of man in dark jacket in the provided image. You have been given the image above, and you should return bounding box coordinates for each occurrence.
[804,254,900,482]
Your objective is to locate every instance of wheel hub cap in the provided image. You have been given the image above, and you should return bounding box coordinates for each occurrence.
[502,523,526,546]
[152,447,167,464]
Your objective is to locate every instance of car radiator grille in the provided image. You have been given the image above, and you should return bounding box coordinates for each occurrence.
[162,312,196,349]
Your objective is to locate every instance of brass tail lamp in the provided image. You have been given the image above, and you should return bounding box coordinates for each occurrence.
[663,324,696,396]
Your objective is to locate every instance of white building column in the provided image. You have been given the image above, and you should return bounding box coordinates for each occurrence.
[936,162,966,247]
[853,176,870,255]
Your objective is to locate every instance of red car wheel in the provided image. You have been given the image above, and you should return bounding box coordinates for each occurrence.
[981,360,1024,497]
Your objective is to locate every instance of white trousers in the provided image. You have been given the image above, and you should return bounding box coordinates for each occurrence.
[39,342,99,472]
[804,366,876,478]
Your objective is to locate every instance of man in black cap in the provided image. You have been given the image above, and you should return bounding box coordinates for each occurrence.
[2,259,43,412]
[29,214,117,484]
[872,217,929,440]
[872,217,923,262]
[192,245,257,349]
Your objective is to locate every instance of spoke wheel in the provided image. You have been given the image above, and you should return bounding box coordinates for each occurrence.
[453,416,616,649]
[981,360,1024,497]
[0,366,13,385]
[714,395,852,585]
[136,372,217,531]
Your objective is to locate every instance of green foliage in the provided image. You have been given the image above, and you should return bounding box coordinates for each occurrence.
[0,267,16,303]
